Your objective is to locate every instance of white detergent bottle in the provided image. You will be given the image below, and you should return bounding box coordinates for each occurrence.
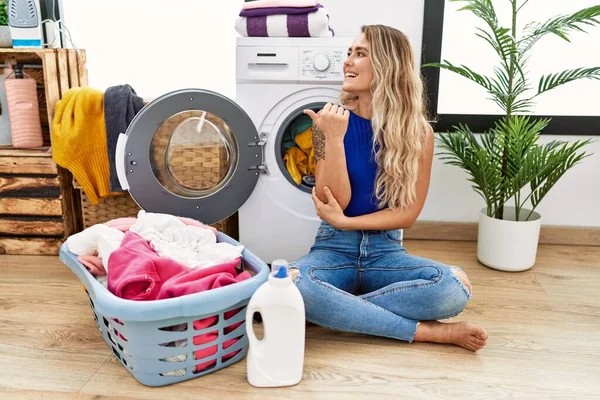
[246,259,305,387]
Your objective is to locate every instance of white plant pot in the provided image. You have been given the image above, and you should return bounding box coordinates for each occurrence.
[477,206,541,272]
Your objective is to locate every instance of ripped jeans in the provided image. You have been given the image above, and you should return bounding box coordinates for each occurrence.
[289,222,472,342]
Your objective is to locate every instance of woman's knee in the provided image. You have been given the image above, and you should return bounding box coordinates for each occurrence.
[289,267,300,283]
[288,266,332,324]
[450,266,472,296]
[289,263,316,294]
[426,266,472,320]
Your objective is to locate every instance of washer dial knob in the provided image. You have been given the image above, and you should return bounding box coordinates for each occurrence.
[313,54,331,72]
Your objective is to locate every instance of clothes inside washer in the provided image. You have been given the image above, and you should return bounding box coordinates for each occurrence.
[283,114,313,150]
[283,126,315,185]
[283,146,309,185]
[294,127,312,153]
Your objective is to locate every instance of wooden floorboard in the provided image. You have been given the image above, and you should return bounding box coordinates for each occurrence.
[1,240,599,399]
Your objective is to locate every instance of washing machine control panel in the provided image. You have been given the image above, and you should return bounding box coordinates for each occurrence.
[299,47,345,82]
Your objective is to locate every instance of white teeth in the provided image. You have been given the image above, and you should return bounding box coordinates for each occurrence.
[345,73,357,78]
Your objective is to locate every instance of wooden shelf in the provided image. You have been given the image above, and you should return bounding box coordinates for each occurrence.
[0,48,65,65]
[0,48,87,255]
[0,146,52,157]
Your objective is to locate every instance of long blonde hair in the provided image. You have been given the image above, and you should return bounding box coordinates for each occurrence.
[341,25,431,210]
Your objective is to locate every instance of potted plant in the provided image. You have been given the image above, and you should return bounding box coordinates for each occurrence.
[0,0,11,48]
[423,0,600,272]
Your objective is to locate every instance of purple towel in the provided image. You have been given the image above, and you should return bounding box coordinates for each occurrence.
[235,7,334,37]
[286,14,311,37]
[239,4,321,17]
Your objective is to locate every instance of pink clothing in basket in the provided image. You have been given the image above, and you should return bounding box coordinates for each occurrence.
[108,231,250,373]
[79,254,107,277]
[77,214,219,277]
[104,217,137,232]
[190,307,245,372]
[107,231,250,301]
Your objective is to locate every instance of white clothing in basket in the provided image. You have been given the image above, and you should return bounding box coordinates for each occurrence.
[66,224,125,272]
[129,210,244,269]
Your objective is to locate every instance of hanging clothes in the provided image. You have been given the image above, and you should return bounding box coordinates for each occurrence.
[52,87,121,204]
[103,84,145,192]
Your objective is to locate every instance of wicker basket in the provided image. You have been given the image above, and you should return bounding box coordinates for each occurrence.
[75,112,238,238]
[151,111,232,196]
[77,189,239,239]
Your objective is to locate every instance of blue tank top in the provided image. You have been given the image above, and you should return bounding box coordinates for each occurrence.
[343,111,380,217]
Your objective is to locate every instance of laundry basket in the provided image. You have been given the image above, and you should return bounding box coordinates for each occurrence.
[59,232,269,387]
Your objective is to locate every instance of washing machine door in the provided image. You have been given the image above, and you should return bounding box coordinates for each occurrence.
[115,89,261,224]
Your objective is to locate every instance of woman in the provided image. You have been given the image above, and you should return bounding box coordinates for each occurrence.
[289,25,488,352]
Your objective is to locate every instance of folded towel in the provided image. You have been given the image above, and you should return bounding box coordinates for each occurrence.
[240,4,321,17]
[104,84,145,192]
[235,7,334,37]
[242,0,317,10]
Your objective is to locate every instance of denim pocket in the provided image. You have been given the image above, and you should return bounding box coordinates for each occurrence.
[315,224,336,241]
[385,229,402,244]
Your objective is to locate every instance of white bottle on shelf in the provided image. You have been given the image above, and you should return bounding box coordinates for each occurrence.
[246,259,306,387]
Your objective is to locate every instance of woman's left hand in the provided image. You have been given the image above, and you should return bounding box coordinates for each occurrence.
[312,186,350,230]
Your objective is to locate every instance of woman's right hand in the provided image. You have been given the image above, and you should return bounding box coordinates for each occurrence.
[303,103,349,141]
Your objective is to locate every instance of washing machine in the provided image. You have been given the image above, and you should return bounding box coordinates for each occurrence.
[115,37,351,264]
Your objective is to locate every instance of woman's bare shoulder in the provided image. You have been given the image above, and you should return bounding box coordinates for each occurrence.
[422,123,435,153]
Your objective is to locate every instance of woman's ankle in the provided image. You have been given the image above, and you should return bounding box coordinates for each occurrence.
[413,321,442,343]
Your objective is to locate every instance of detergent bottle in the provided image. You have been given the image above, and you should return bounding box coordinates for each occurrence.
[246,259,305,387]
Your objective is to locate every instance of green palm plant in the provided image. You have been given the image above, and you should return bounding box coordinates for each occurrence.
[423,0,600,221]
[0,1,8,26]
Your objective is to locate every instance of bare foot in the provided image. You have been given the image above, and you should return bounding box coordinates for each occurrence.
[414,321,488,352]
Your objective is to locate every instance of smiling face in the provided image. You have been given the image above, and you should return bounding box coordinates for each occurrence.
[342,33,374,96]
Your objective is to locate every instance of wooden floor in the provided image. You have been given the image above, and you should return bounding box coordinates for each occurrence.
[1,240,599,399]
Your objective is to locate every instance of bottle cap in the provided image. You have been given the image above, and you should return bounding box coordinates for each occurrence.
[271,259,289,278]
[13,64,24,79]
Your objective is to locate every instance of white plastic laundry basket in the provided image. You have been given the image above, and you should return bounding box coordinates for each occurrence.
[59,231,269,387]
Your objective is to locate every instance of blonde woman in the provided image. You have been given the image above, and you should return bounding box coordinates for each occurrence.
[290,25,488,351]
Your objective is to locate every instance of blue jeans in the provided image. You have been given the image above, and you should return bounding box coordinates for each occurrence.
[290,222,472,342]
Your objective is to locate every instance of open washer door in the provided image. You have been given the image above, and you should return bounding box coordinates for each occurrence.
[115,89,261,225]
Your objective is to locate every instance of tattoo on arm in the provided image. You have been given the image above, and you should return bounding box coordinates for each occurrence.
[313,123,325,162]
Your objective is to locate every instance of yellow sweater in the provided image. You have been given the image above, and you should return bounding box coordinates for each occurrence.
[51,87,118,204]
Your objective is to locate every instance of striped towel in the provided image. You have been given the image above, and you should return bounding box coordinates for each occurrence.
[240,4,322,17]
[242,0,318,10]
[235,7,334,37]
